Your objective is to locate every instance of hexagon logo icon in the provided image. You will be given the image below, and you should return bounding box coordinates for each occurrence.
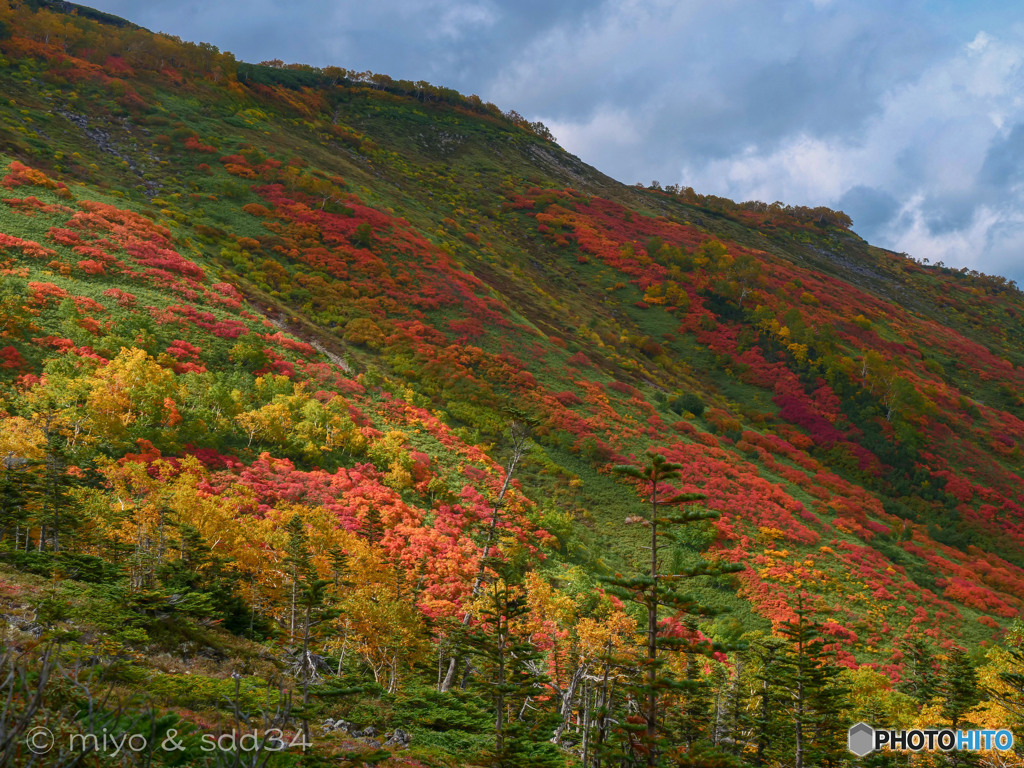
[848,722,875,756]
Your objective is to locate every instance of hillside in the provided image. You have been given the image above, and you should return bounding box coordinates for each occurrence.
[1,2,1024,766]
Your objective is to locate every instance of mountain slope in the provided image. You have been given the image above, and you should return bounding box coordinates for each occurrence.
[1,2,1024,765]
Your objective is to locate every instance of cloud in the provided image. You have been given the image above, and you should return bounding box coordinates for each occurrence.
[667,26,1024,283]
[543,107,643,162]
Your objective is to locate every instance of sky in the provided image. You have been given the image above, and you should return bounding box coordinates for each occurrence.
[86,0,1024,284]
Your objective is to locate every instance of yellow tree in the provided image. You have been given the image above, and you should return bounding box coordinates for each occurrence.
[103,457,179,590]
[341,537,426,694]
[84,347,181,447]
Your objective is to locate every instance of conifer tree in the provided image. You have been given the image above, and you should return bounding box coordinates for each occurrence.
[37,430,80,552]
[940,648,980,729]
[156,523,254,634]
[602,450,743,767]
[466,572,560,768]
[358,504,383,544]
[940,648,981,768]
[990,644,1024,722]
[284,513,337,747]
[749,637,786,767]
[807,650,850,768]
[676,616,713,749]
[898,636,938,704]
[776,593,850,768]
[710,657,746,757]
[284,513,313,643]
[585,624,635,768]
[440,419,530,693]
[0,453,37,550]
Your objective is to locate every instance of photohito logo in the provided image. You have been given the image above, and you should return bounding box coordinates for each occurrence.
[848,722,874,756]
[847,723,1015,755]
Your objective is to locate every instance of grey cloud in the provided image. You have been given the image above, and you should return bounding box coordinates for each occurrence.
[923,193,990,236]
[979,122,1024,190]
[89,0,604,89]
[836,186,899,234]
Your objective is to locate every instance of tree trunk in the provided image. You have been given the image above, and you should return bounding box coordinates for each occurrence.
[440,424,527,692]
[300,603,312,748]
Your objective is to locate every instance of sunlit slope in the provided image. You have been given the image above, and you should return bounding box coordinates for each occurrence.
[0,0,1023,673]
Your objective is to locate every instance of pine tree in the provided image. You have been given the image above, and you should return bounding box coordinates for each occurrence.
[465,574,560,768]
[37,430,80,553]
[898,636,938,704]
[156,523,256,635]
[748,637,786,767]
[676,616,713,749]
[776,593,850,768]
[358,503,383,544]
[710,657,745,757]
[940,648,981,768]
[602,450,743,767]
[989,644,1024,731]
[0,453,37,551]
[440,419,530,693]
[806,650,850,768]
[284,513,338,747]
[285,513,314,643]
[585,623,637,768]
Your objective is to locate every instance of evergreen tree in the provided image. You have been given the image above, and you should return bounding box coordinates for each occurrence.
[358,503,383,544]
[710,657,746,757]
[585,629,634,768]
[440,419,530,693]
[675,616,713,750]
[37,429,81,552]
[941,648,980,729]
[284,513,338,747]
[776,594,850,768]
[602,450,744,767]
[806,651,850,768]
[466,573,560,768]
[156,523,258,636]
[898,636,938,704]
[940,648,981,768]
[284,513,314,643]
[748,637,787,767]
[987,637,1024,764]
[0,453,37,551]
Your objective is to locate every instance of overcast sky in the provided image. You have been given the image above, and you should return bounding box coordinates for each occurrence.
[87,0,1024,284]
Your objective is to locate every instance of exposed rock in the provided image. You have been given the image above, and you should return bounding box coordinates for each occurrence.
[322,718,353,733]
[385,728,411,748]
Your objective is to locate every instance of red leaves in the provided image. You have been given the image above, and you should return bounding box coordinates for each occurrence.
[149,304,248,339]
[126,241,206,281]
[102,288,137,308]
[184,136,217,153]
[2,161,66,191]
[0,233,57,260]
[0,346,26,370]
[27,282,68,306]
[943,577,1016,618]
[77,259,106,275]
[165,339,202,360]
